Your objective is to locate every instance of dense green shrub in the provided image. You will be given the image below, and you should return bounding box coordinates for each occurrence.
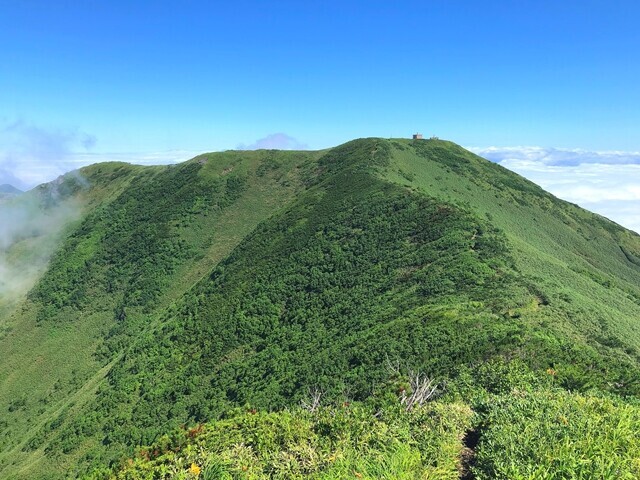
[30,162,247,319]
[78,166,526,457]
[89,400,471,480]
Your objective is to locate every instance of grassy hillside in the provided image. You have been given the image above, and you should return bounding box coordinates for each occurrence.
[382,140,640,389]
[0,138,639,478]
[94,400,473,480]
[97,380,640,480]
[0,151,320,477]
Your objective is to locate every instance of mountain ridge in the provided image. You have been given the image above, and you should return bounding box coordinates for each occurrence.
[0,184,22,192]
[0,184,23,198]
[0,138,639,478]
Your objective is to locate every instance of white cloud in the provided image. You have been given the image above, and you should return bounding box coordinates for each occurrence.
[68,150,199,167]
[0,120,97,190]
[472,146,640,167]
[1,126,307,190]
[238,133,307,150]
[0,120,199,190]
[470,146,640,234]
[17,150,197,190]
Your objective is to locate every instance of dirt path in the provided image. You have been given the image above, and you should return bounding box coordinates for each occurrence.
[460,428,480,479]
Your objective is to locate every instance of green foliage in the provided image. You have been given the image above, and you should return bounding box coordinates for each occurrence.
[3,138,640,479]
[89,400,471,480]
[94,382,640,480]
[473,390,640,479]
[70,148,528,465]
[30,162,248,317]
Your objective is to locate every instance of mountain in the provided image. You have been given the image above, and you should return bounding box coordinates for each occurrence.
[0,139,639,479]
[0,184,22,198]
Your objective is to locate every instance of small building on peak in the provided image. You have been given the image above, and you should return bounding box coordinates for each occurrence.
[412,133,423,140]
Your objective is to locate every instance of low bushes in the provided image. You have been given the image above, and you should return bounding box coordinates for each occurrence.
[473,390,640,479]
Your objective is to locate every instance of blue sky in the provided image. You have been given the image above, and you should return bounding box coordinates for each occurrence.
[1,1,639,230]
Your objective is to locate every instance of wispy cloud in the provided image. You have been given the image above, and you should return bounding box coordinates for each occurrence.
[470,146,640,234]
[0,120,97,190]
[0,121,199,299]
[0,120,198,190]
[1,124,309,190]
[238,133,307,150]
[0,193,81,297]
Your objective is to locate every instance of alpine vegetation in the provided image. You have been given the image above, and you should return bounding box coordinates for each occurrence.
[1,139,639,479]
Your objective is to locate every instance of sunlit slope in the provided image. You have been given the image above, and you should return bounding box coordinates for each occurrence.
[382,139,640,376]
[0,164,147,323]
[0,150,319,478]
[1,138,640,479]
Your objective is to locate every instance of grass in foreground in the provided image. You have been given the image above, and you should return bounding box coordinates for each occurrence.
[472,389,640,479]
[91,379,640,480]
[89,401,471,480]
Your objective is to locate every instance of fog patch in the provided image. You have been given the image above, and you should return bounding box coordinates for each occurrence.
[0,120,96,190]
[0,176,84,306]
[0,120,94,312]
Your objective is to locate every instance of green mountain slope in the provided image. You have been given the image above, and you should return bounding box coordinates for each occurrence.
[384,140,640,379]
[0,151,319,477]
[0,138,639,479]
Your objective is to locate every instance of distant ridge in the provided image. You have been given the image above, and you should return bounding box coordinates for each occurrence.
[0,183,23,195]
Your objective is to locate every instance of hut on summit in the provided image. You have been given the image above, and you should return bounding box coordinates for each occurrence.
[412,133,423,140]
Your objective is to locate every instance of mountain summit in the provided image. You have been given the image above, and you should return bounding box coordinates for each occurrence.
[1,138,639,478]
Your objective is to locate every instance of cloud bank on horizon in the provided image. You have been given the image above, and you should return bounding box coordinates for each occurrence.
[472,146,640,234]
[0,123,311,191]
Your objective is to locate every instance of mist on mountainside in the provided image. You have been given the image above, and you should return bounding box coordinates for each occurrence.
[0,178,83,303]
[0,121,97,305]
